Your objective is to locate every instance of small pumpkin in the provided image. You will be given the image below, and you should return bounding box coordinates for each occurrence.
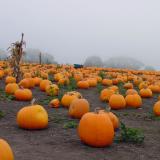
[140,88,152,98]
[100,89,114,102]
[153,101,160,116]
[40,80,52,91]
[109,94,126,109]
[126,89,138,95]
[50,98,60,108]
[45,84,59,96]
[69,98,90,118]
[125,94,142,108]
[5,83,19,94]
[0,139,14,160]
[14,88,32,101]
[61,91,82,108]
[77,80,89,89]
[5,76,16,84]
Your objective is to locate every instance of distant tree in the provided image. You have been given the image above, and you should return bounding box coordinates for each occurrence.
[84,56,103,67]
[103,56,144,70]
[144,65,155,71]
[23,48,57,64]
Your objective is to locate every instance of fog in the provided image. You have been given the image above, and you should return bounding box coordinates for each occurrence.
[0,0,160,67]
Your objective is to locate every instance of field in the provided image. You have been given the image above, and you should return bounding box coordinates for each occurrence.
[0,64,160,160]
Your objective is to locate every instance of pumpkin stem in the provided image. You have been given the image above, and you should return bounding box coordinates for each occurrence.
[94,107,102,114]
[105,106,111,112]
[31,98,36,105]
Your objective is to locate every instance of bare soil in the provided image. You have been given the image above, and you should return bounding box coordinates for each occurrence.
[0,79,160,160]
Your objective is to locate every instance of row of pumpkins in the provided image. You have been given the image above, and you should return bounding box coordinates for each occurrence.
[1,63,160,159]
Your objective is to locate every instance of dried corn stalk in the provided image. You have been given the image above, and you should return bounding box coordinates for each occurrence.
[8,33,25,82]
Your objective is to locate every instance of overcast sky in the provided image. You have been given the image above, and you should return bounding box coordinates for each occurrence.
[0,0,160,66]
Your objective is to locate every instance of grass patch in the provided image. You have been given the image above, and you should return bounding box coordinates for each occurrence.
[0,110,4,119]
[115,122,145,144]
[63,121,78,129]
[0,88,14,101]
[147,111,160,121]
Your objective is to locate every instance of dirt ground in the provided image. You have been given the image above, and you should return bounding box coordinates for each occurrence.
[0,79,160,160]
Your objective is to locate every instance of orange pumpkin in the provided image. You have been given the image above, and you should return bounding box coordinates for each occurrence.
[40,80,52,91]
[153,101,160,116]
[14,88,32,101]
[140,88,152,98]
[125,94,142,108]
[77,80,89,89]
[0,139,14,160]
[5,83,19,94]
[102,79,113,86]
[50,98,60,108]
[0,70,4,79]
[109,94,126,109]
[78,111,114,147]
[17,103,48,129]
[19,79,30,88]
[5,76,16,84]
[100,89,114,102]
[126,89,138,95]
[33,77,42,86]
[69,98,90,118]
[45,84,59,96]
[61,91,82,108]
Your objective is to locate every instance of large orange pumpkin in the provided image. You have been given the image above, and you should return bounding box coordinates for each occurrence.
[0,139,14,160]
[69,98,90,118]
[17,104,48,129]
[78,111,114,147]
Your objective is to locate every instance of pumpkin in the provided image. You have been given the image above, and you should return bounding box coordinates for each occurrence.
[5,76,16,84]
[123,82,133,89]
[102,79,113,86]
[26,78,35,88]
[61,91,82,108]
[14,88,32,101]
[45,84,59,96]
[108,112,119,130]
[0,70,4,79]
[109,94,126,109]
[77,80,89,89]
[140,88,152,98]
[148,85,160,93]
[126,89,138,95]
[33,77,42,86]
[100,89,114,102]
[78,110,114,147]
[50,98,60,108]
[153,101,160,116]
[87,78,97,87]
[125,94,142,108]
[19,79,30,88]
[17,103,48,129]
[69,98,90,118]
[100,110,119,130]
[0,139,14,160]
[5,83,19,94]
[40,80,52,91]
